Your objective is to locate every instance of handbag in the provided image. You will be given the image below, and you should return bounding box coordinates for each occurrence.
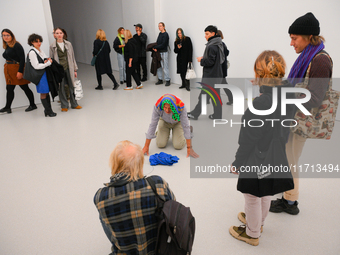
[185,62,196,80]
[91,41,106,66]
[237,94,294,197]
[291,51,339,140]
[23,50,45,85]
[74,78,83,100]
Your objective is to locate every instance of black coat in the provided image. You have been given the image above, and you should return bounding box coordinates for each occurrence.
[93,39,112,75]
[174,36,193,74]
[45,59,64,100]
[133,32,147,57]
[146,43,161,76]
[222,42,229,77]
[233,82,296,197]
[124,38,139,63]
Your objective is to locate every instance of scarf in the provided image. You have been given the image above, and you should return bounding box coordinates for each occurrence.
[117,34,125,55]
[203,36,225,64]
[288,41,324,86]
[155,94,185,122]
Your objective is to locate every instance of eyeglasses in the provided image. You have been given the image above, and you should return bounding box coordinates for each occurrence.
[2,35,11,38]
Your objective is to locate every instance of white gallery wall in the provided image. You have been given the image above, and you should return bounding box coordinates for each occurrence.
[49,0,340,87]
[0,0,54,108]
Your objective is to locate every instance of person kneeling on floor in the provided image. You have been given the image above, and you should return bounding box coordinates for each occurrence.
[142,94,199,158]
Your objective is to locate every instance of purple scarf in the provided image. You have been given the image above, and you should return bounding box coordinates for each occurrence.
[288,41,324,86]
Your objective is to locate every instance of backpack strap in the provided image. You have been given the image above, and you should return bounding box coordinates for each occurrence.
[146,176,165,202]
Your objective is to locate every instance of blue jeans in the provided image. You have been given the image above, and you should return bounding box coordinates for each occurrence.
[117,53,126,82]
[157,52,170,81]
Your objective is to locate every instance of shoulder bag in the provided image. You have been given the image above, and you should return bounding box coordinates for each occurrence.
[91,41,106,66]
[185,62,196,80]
[23,50,45,85]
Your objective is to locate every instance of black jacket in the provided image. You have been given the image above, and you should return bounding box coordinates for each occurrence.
[93,39,112,75]
[124,38,138,63]
[222,42,229,78]
[45,59,64,100]
[133,32,147,57]
[233,82,296,197]
[146,43,161,76]
[113,37,124,55]
[174,36,193,74]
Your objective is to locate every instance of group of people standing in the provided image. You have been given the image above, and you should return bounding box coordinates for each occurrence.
[1,27,81,117]
[93,12,334,253]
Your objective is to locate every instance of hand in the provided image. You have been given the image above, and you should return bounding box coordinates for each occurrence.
[177,44,182,49]
[153,48,157,52]
[74,71,77,78]
[16,72,23,80]
[129,63,132,68]
[48,58,52,63]
[197,56,203,62]
[187,147,199,158]
[142,146,149,156]
[230,164,239,175]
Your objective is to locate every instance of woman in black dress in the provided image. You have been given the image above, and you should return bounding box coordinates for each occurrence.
[93,29,119,90]
[174,28,192,91]
[1,29,37,113]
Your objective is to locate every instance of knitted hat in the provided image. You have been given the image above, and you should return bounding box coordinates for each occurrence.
[288,12,320,35]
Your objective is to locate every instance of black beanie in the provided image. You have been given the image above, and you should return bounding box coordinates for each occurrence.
[288,12,320,35]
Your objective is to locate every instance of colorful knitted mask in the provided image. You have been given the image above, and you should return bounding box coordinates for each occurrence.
[155,94,185,122]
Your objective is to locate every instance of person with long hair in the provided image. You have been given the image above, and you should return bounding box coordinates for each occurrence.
[229,50,295,246]
[123,29,142,90]
[49,27,82,112]
[94,140,175,254]
[1,29,37,113]
[174,28,192,91]
[113,27,126,84]
[93,29,119,90]
[27,33,56,117]
[153,22,171,86]
[269,12,333,215]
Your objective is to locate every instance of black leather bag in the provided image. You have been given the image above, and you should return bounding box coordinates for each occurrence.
[23,50,45,85]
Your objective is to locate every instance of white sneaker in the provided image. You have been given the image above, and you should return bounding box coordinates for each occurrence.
[124,87,133,90]
[136,84,143,89]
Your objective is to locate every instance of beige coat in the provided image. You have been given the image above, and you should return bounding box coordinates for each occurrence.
[49,40,78,85]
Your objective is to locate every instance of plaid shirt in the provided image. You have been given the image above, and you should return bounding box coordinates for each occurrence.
[94,175,175,255]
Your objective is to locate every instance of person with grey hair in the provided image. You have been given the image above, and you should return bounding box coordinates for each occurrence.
[94,140,175,254]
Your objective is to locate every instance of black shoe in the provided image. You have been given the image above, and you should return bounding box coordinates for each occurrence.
[227,101,233,105]
[186,84,190,91]
[187,112,198,120]
[165,80,171,86]
[209,114,217,120]
[269,197,300,215]
[25,105,37,112]
[141,77,147,82]
[0,107,11,114]
[179,85,186,89]
[155,79,163,85]
[120,81,124,85]
[112,83,120,90]
[124,80,126,83]
[95,85,103,90]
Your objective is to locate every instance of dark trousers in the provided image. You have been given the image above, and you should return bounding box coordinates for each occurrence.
[191,88,222,119]
[126,62,141,87]
[180,72,190,87]
[222,78,233,103]
[96,72,118,87]
[5,84,35,108]
[135,57,147,79]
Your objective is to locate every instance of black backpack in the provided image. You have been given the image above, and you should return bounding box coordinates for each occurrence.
[147,177,195,255]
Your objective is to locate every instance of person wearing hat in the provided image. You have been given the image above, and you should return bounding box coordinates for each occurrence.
[142,94,199,158]
[270,12,333,215]
[133,23,148,82]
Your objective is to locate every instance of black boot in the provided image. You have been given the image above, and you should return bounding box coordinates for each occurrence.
[155,79,163,85]
[41,97,57,117]
[186,80,190,91]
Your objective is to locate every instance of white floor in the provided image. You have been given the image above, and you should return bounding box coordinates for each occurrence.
[1,63,339,255]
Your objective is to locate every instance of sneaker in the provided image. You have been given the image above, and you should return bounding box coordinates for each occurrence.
[124,87,133,90]
[187,112,198,120]
[269,197,299,215]
[155,79,163,85]
[237,212,263,233]
[136,84,143,89]
[72,105,82,109]
[61,108,68,112]
[165,80,171,86]
[229,225,259,246]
